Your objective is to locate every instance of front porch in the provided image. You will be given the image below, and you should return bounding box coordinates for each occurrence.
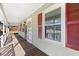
[0,33,47,56]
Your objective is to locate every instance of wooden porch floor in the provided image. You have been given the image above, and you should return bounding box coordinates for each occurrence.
[14,33,47,56]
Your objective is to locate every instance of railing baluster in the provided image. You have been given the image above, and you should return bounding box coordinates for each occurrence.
[0,33,9,47]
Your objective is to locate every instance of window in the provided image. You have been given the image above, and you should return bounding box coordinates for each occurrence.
[45,8,61,42]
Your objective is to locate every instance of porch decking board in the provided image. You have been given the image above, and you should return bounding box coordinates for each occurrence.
[14,33,47,56]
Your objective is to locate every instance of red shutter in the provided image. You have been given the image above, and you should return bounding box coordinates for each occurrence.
[66,3,79,50]
[38,13,42,39]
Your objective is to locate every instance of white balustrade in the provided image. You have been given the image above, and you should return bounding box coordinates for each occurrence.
[0,34,7,47]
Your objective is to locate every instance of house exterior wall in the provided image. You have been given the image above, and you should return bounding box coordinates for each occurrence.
[19,3,79,56]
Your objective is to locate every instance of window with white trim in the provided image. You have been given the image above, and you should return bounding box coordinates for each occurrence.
[45,7,61,42]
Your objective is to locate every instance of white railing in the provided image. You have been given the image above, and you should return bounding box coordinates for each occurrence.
[0,44,15,56]
[0,33,15,56]
[0,33,8,47]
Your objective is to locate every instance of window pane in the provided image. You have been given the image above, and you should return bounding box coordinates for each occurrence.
[45,7,61,42]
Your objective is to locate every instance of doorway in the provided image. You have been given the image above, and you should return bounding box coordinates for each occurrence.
[27,18,33,44]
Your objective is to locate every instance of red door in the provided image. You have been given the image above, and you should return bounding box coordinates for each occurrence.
[38,13,42,39]
[66,3,79,50]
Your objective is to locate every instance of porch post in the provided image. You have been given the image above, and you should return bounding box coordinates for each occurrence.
[1,24,5,47]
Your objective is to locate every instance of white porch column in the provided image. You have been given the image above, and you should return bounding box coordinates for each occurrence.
[1,35,4,47]
[1,24,5,47]
[7,27,9,34]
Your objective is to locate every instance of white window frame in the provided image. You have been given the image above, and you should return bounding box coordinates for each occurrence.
[42,4,66,47]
